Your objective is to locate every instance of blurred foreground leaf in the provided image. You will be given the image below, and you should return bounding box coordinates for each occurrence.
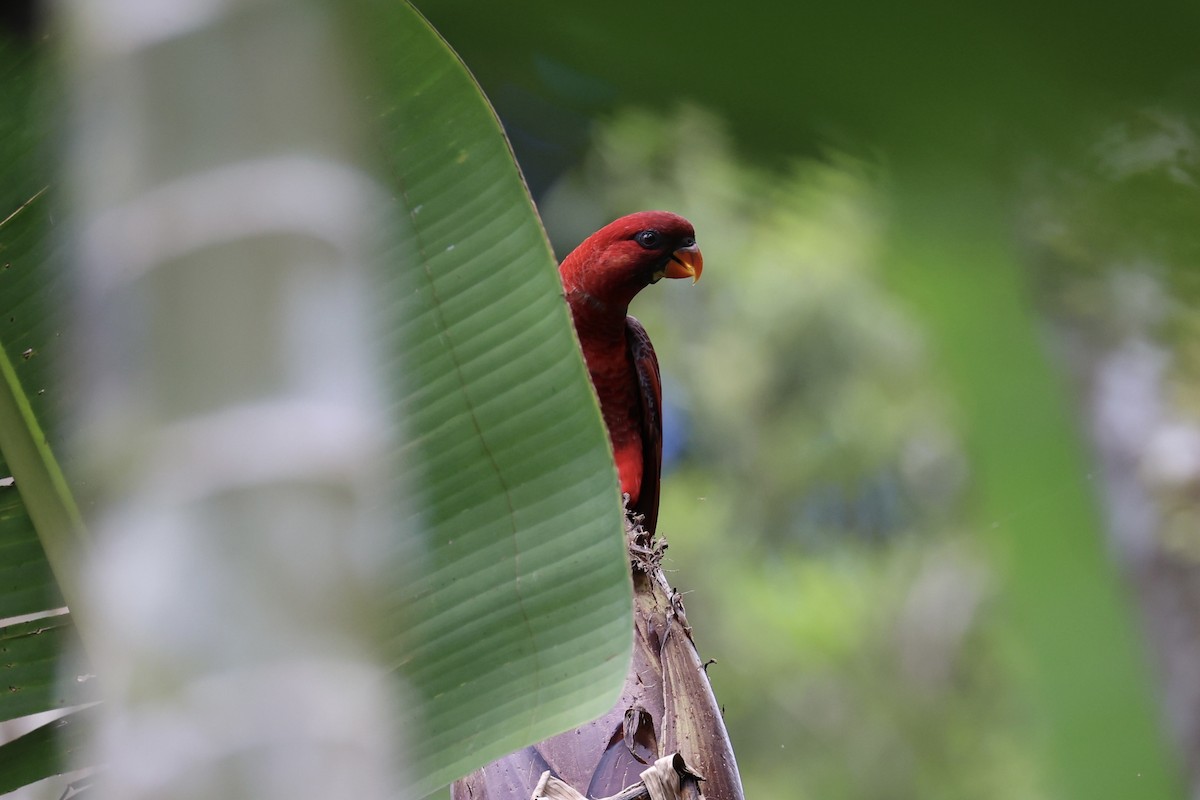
[0,706,95,796]
[0,31,98,791]
[884,170,1180,799]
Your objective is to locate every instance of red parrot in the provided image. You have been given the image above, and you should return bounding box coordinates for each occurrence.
[450,216,738,800]
[559,211,703,534]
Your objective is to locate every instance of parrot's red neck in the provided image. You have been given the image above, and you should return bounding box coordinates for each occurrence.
[563,291,629,356]
[563,284,632,327]
[560,260,645,318]
[555,210,703,512]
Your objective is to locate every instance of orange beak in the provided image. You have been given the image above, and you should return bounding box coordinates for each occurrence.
[664,244,704,284]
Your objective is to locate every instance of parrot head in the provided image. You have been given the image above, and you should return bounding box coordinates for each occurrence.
[560,211,703,311]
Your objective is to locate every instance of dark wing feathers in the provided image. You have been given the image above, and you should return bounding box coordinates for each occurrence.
[625,316,662,535]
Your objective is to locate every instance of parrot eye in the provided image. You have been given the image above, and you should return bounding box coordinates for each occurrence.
[634,230,662,249]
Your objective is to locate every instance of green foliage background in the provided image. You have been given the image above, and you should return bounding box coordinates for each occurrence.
[538,109,1083,800]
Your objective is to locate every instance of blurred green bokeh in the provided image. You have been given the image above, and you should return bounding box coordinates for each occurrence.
[536,106,1188,800]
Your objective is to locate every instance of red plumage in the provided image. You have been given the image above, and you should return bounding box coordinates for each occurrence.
[558,211,703,534]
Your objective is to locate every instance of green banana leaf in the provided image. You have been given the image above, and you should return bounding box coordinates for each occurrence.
[0,32,100,788]
[0,35,81,627]
[366,5,633,793]
[0,705,97,796]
